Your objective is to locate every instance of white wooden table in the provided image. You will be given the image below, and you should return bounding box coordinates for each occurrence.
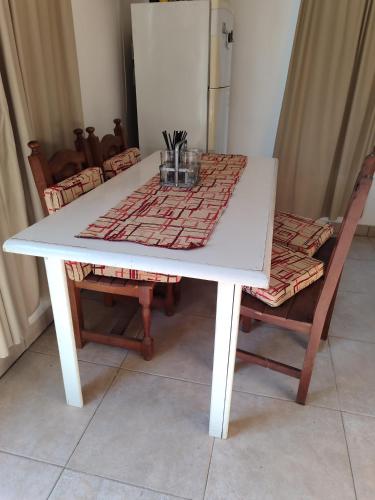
[3,152,277,439]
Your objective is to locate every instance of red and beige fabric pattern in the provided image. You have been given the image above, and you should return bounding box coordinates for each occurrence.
[243,243,324,307]
[65,261,181,283]
[92,265,181,283]
[103,148,141,180]
[46,163,179,283]
[44,167,103,214]
[65,261,181,284]
[273,211,334,257]
[65,261,93,281]
[78,154,247,249]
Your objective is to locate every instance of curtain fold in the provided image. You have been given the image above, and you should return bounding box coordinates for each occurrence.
[274,0,375,219]
[0,72,39,357]
[327,0,375,217]
[7,0,84,154]
[0,0,83,357]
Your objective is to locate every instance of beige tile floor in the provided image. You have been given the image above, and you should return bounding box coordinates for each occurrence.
[0,236,374,499]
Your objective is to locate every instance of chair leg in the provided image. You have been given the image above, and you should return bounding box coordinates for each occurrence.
[241,315,252,333]
[320,308,333,341]
[139,287,154,361]
[296,325,322,405]
[321,286,339,341]
[164,283,175,316]
[67,278,85,349]
[173,281,182,305]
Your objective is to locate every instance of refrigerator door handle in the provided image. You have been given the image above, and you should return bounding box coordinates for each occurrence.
[222,22,234,48]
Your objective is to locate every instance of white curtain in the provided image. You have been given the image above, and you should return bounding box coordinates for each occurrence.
[0,0,83,357]
[0,73,40,357]
[274,0,375,219]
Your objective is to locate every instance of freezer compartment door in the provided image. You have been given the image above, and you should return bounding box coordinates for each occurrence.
[131,1,210,157]
[210,7,234,89]
[208,87,230,154]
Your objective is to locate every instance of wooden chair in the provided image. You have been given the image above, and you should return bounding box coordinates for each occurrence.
[85,118,128,169]
[28,138,179,360]
[28,130,91,216]
[82,119,141,181]
[238,149,375,404]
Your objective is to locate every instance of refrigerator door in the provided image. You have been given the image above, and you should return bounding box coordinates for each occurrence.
[131,1,210,157]
[210,7,234,89]
[208,87,230,153]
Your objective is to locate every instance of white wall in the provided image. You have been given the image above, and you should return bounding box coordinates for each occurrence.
[228,0,300,157]
[71,0,125,137]
[361,186,375,225]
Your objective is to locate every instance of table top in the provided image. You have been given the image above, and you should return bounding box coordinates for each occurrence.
[3,152,277,287]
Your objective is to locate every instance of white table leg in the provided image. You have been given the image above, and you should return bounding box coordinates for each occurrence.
[44,257,83,407]
[209,282,242,439]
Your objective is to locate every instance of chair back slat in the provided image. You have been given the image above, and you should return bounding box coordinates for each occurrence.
[28,141,53,207]
[48,149,86,182]
[86,118,128,167]
[74,128,93,165]
[100,134,125,160]
[313,150,375,327]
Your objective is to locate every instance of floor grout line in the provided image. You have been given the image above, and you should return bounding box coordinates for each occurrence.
[340,413,359,500]
[202,439,215,500]
[328,337,358,500]
[328,337,345,414]
[347,257,375,262]
[118,366,212,386]
[46,464,65,499]
[347,257,375,261]
[336,287,375,296]
[339,286,374,295]
[27,347,348,412]
[46,366,122,499]
[29,343,355,416]
[328,337,375,417]
[122,346,334,406]
[340,408,375,419]
[65,359,353,416]
[12,327,375,420]
[330,334,375,345]
[0,374,190,500]
[27,347,128,369]
[61,468,191,500]
[232,385,341,412]
[64,368,121,466]
[0,449,62,468]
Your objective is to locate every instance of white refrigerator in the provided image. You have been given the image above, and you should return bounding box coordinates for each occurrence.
[131,0,234,157]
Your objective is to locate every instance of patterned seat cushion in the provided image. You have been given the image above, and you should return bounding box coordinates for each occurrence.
[103,148,141,180]
[65,261,92,281]
[65,262,180,283]
[243,243,324,307]
[92,264,181,283]
[44,167,103,214]
[273,211,334,257]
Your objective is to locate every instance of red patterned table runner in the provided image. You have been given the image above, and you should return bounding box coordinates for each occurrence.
[77,154,247,249]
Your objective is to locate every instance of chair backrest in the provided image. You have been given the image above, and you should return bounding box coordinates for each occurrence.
[28,137,90,215]
[73,127,94,165]
[86,118,128,167]
[313,149,375,327]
